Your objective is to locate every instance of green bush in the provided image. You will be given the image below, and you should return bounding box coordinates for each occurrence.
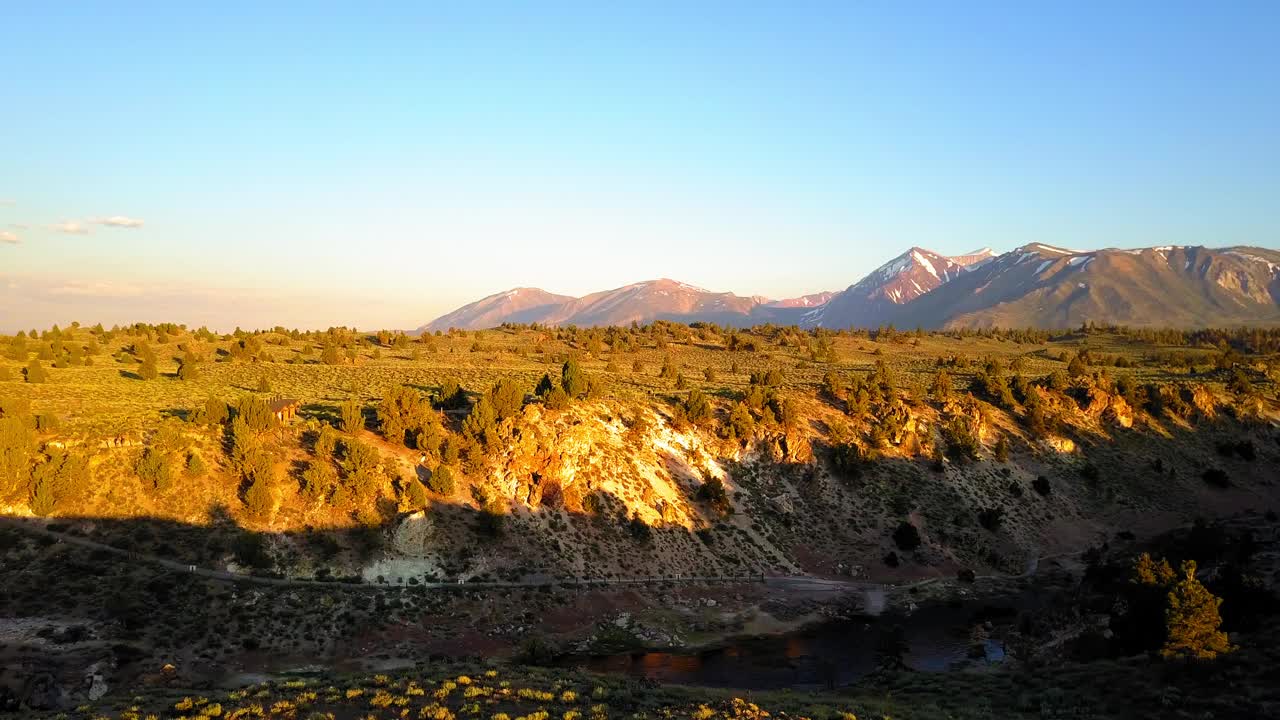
[428,465,456,496]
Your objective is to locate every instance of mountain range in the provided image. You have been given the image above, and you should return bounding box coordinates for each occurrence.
[419,244,1280,332]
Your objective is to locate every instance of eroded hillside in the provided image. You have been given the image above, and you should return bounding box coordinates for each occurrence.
[3,322,1279,588]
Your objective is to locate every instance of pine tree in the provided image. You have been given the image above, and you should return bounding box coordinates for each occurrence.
[1161,560,1233,660]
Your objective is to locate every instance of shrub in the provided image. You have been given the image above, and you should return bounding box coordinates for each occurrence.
[236,395,276,432]
[177,358,201,381]
[892,521,921,551]
[24,359,48,383]
[977,506,1004,532]
[302,459,337,499]
[185,452,207,477]
[404,477,429,509]
[244,474,273,518]
[1202,468,1229,488]
[697,477,730,515]
[1033,475,1051,496]
[27,449,89,515]
[233,533,271,569]
[135,447,173,491]
[340,399,365,433]
[428,465,456,496]
[941,417,980,462]
[199,396,230,425]
[542,387,570,410]
[0,417,35,495]
[680,389,713,425]
[487,378,525,420]
[562,359,588,398]
[377,386,431,445]
[627,514,653,542]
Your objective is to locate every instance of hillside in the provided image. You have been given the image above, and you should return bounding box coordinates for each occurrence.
[889,245,1280,329]
[419,288,575,333]
[3,321,1280,715]
[802,248,993,329]
[539,279,760,328]
[422,280,836,331]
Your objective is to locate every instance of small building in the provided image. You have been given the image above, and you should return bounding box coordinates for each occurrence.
[269,397,300,422]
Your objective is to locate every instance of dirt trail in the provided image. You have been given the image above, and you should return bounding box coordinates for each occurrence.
[0,516,1080,596]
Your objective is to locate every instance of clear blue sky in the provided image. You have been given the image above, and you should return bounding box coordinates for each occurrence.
[3,2,1278,330]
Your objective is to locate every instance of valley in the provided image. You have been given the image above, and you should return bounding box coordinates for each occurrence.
[2,319,1279,718]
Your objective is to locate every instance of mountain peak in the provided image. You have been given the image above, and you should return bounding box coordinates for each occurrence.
[421,244,1280,332]
[1019,242,1079,256]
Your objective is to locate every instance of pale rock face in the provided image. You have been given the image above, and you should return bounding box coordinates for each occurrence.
[1107,396,1134,429]
[85,661,110,701]
[389,510,435,556]
[1191,386,1218,419]
[1046,436,1077,454]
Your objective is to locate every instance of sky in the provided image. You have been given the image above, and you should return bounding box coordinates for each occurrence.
[3,2,1278,331]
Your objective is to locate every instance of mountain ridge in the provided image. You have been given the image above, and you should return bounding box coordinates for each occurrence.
[420,244,1280,331]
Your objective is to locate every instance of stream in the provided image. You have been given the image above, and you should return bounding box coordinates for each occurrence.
[556,599,1022,690]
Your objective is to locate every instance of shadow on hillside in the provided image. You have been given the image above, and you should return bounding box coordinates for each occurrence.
[1,406,1276,587]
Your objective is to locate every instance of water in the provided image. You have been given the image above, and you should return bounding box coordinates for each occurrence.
[557,601,1015,690]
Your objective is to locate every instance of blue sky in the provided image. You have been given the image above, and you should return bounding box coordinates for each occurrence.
[3,2,1278,330]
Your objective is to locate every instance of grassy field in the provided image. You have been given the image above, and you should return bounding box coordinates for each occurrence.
[0,323,1239,438]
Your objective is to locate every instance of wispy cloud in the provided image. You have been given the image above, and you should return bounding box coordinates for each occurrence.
[0,231,19,245]
[46,280,146,297]
[92,215,145,229]
[50,220,91,235]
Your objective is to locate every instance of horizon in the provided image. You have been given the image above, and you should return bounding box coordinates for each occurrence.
[1,240,1270,334]
[4,3,1279,331]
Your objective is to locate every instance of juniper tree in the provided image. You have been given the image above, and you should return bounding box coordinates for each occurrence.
[244,472,274,518]
[199,396,230,426]
[487,378,525,420]
[428,464,455,495]
[339,399,365,434]
[135,447,173,492]
[236,395,276,432]
[561,359,588,398]
[24,359,48,383]
[138,356,159,380]
[377,386,430,446]
[178,353,201,381]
